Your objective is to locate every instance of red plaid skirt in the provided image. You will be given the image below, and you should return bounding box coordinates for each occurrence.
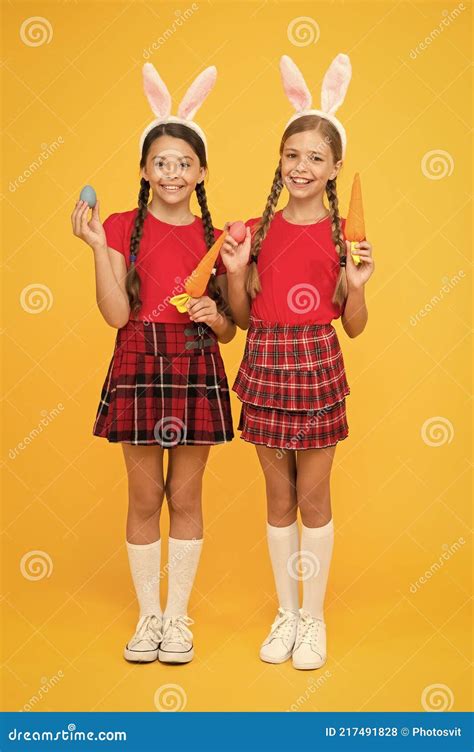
[93,319,234,446]
[232,316,350,450]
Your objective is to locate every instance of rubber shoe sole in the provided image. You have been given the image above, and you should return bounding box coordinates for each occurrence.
[158,646,194,664]
[123,645,159,663]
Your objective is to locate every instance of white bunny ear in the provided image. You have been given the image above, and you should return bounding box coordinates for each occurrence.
[142,63,172,119]
[320,53,352,115]
[279,55,312,112]
[177,66,217,121]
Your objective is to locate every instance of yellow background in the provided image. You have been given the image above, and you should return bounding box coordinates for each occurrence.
[2,0,472,713]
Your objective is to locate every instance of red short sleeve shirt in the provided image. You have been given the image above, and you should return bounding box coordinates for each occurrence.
[103,209,226,323]
[246,210,348,324]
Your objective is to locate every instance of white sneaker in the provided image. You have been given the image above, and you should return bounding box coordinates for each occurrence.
[123,613,162,663]
[259,607,299,664]
[292,609,327,670]
[158,615,194,664]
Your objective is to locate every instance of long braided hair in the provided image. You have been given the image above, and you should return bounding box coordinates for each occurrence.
[247,114,347,308]
[126,122,232,319]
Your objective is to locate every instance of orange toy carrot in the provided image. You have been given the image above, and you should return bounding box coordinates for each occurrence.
[345,173,365,265]
[170,231,227,312]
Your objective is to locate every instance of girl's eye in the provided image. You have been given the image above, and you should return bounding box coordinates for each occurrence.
[180,162,190,169]
[310,155,322,162]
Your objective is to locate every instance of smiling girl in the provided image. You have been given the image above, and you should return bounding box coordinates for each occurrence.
[72,64,235,665]
[222,54,374,670]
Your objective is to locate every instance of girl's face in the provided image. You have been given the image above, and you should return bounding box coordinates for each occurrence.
[280,129,342,200]
[141,135,206,205]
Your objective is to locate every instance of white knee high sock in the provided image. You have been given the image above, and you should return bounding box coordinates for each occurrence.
[164,537,203,618]
[266,521,300,614]
[301,518,334,620]
[126,539,162,618]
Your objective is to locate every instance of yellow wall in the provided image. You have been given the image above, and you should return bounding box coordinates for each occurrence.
[2,1,471,712]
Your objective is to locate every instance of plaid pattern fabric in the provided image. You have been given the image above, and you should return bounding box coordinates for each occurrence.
[232,317,350,412]
[93,319,234,446]
[238,400,349,450]
[232,316,350,449]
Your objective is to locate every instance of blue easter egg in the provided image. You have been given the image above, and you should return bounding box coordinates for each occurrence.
[80,185,97,208]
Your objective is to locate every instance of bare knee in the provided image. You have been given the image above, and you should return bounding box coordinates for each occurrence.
[297,481,331,526]
[166,477,201,518]
[129,483,164,520]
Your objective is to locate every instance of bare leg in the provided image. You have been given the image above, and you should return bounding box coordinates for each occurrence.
[122,444,165,543]
[296,445,336,527]
[165,445,210,539]
[255,445,298,526]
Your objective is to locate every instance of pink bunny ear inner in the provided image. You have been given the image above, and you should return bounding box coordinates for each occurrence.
[177,66,217,121]
[142,63,172,119]
[279,55,312,112]
[320,53,352,115]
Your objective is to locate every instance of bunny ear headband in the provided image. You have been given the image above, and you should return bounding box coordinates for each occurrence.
[139,63,217,156]
[279,53,352,157]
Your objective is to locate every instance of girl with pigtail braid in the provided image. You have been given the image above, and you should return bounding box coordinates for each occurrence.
[221,55,374,671]
[72,59,236,668]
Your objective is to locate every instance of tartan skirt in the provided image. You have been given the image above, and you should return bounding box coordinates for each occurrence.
[232,316,350,450]
[93,319,234,446]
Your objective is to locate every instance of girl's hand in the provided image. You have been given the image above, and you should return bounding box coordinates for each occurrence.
[221,222,252,275]
[345,239,374,290]
[187,295,222,326]
[71,199,106,251]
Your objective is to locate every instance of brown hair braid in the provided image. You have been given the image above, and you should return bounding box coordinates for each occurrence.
[126,177,149,318]
[125,121,232,320]
[246,163,283,299]
[195,181,233,320]
[247,114,347,308]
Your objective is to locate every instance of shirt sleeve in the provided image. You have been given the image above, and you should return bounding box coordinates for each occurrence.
[103,213,126,256]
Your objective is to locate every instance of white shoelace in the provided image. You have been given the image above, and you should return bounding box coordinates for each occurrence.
[129,614,162,649]
[295,612,324,649]
[268,608,298,643]
[162,615,194,645]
